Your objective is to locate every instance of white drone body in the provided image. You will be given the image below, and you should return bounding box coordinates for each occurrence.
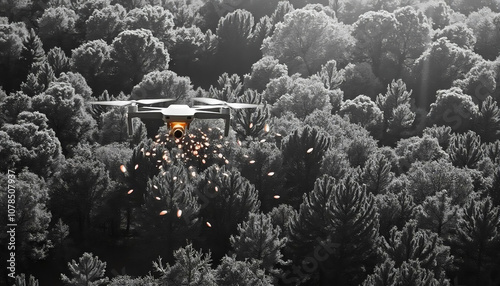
[90,98,258,139]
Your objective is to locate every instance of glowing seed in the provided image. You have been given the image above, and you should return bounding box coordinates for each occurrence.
[155,134,160,138]
[225,159,229,164]
[155,196,161,200]
[215,186,219,192]
[264,124,270,132]
[135,164,139,170]
[268,172,275,176]
[145,152,151,156]
[218,153,223,158]
[202,159,206,164]
[127,189,134,194]
[153,185,158,189]
[160,210,168,216]
[178,144,183,148]
[274,195,280,199]
[249,123,254,128]
[307,148,314,153]
[260,139,266,143]
[276,133,282,137]
[206,222,212,228]
[249,160,255,164]
[191,172,196,177]
[177,209,182,218]
[120,165,127,173]
[173,176,177,181]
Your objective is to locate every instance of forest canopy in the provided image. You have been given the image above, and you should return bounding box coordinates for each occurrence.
[1,0,500,285]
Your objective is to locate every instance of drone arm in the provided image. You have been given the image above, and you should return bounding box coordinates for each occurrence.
[194,110,231,136]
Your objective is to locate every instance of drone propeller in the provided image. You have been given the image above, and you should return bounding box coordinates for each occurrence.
[89,98,176,106]
[192,98,260,109]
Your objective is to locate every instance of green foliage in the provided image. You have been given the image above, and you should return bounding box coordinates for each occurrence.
[361,153,395,195]
[61,252,109,286]
[466,8,500,60]
[70,39,111,92]
[448,130,484,169]
[20,61,56,97]
[154,244,217,286]
[56,72,93,102]
[125,5,174,40]
[340,62,383,100]
[47,47,70,76]
[375,188,417,238]
[423,125,453,150]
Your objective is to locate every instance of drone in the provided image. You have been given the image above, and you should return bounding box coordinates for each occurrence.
[90,98,259,139]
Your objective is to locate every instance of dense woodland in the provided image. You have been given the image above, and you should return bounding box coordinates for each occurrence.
[1,0,500,285]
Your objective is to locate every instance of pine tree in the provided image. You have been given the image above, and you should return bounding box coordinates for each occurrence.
[489,166,500,206]
[281,126,330,209]
[216,255,272,286]
[47,47,70,77]
[474,96,500,143]
[196,166,261,260]
[383,220,453,279]
[60,253,109,286]
[447,130,484,169]
[140,164,201,257]
[230,212,287,276]
[288,174,379,285]
[451,197,500,285]
[154,244,217,286]
[361,153,395,195]
[483,140,500,164]
[423,125,453,150]
[416,190,459,239]
[231,90,270,140]
[15,274,39,286]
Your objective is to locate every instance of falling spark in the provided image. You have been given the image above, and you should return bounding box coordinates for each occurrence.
[218,153,223,158]
[249,160,256,164]
[307,148,314,153]
[206,222,212,228]
[249,122,254,129]
[155,196,161,200]
[145,152,151,156]
[173,176,177,181]
[260,139,266,143]
[276,133,282,137]
[202,159,206,164]
[215,186,219,192]
[268,172,275,176]
[264,124,270,132]
[127,189,134,194]
[153,185,158,189]
[191,172,196,177]
[237,140,242,146]
[274,195,280,199]
[177,209,182,218]
[225,159,229,164]
[159,210,168,216]
[120,165,127,173]
[134,164,139,170]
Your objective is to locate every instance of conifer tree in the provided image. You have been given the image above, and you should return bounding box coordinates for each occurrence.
[289,174,379,285]
[231,90,270,140]
[383,220,453,280]
[447,130,484,169]
[474,96,500,143]
[47,47,70,77]
[140,164,201,257]
[154,244,217,286]
[375,188,417,238]
[21,61,56,97]
[15,274,39,286]
[423,125,453,150]
[196,166,261,260]
[230,212,287,276]
[451,197,500,285]
[281,126,330,208]
[416,190,459,239]
[216,255,272,286]
[61,253,109,286]
[489,166,500,206]
[361,153,395,195]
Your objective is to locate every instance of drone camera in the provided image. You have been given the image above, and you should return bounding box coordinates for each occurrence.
[170,122,188,139]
